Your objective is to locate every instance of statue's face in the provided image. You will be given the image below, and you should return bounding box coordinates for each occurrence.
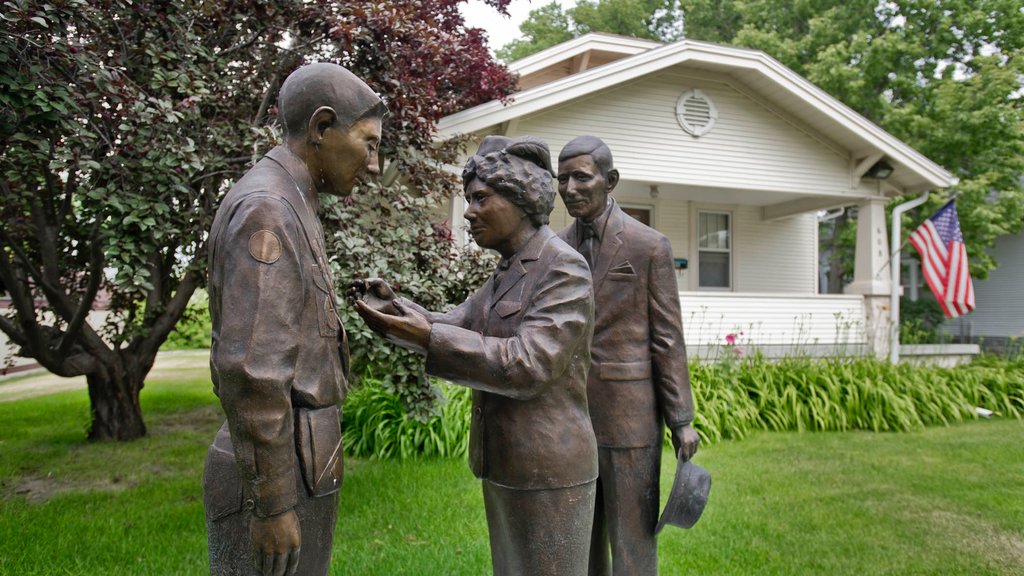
[315,116,382,196]
[464,177,530,256]
[557,154,609,222]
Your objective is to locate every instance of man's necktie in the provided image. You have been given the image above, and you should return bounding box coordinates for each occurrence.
[580,222,597,270]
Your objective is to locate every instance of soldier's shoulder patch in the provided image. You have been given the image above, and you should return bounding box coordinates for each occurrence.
[248,230,282,264]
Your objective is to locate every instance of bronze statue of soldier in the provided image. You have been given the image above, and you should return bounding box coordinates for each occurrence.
[203,62,386,576]
[556,135,700,576]
[350,136,599,576]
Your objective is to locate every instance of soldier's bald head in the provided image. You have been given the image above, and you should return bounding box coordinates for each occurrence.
[278,62,387,138]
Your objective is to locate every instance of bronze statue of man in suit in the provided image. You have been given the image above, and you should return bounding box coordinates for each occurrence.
[556,135,700,576]
[351,135,599,576]
[203,62,385,576]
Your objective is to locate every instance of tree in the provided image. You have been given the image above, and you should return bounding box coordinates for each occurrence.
[499,0,1024,284]
[498,1,575,62]
[0,0,516,440]
[497,0,683,62]
[1,0,295,440]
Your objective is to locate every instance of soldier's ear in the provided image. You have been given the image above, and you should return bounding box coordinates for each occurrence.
[605,168,620,193]
[307,106,339,146]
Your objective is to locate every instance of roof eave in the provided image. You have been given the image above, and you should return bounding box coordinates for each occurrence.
[438,39,957,190]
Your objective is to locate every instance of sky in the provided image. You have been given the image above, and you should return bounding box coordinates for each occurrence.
[460,0,578,54]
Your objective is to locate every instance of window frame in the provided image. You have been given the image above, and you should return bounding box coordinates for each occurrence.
[696,209,733,291]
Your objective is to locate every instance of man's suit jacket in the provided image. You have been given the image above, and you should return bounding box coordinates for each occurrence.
[208,146,348,517]
[558,202,694,448]
[425,226,599,490]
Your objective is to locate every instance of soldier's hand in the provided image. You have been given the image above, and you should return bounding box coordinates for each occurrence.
[354,298,431,355]
[250,509,301,576]
[671,424,700,462]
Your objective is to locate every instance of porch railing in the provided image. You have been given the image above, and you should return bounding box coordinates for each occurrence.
[679,291,866,359]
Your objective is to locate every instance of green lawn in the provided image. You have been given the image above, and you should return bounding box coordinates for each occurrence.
[1,372,1022,575]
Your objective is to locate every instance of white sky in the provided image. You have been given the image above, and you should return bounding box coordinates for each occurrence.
[460,0,578,54]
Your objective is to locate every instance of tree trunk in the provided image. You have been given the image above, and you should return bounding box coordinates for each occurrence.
[85,366,146,441]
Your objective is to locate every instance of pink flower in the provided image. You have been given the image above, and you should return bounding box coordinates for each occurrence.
[725,333,737,345]
[734,346,745,357]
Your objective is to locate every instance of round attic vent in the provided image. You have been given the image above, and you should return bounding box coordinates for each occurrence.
[675,89,718,137]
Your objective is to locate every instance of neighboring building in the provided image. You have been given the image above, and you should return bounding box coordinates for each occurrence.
[946,229,1024,354]
[436,33,957,358]
[0,293,112,376]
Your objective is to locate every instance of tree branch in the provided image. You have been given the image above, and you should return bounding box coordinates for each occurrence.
[220,26,269,57]
[0,314,26,349]
[26,187,75,320]
[0,228,48,362]
[137,268,199,364]
[57,221,104,357]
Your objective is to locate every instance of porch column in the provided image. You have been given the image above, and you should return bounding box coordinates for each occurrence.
[844,198,892,358]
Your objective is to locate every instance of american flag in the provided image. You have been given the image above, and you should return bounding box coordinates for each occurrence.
[908,200,975,319]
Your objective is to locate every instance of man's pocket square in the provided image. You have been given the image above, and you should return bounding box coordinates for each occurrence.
[610,262,635,275]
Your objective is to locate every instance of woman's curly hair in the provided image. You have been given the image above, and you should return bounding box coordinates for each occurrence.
[462,136,556,227]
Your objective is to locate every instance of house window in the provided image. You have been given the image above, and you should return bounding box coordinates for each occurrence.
[621,205,652,227]
[698,211,731,289]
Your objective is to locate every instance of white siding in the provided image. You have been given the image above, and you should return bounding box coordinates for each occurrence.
[512,69,854,196]
[948,232,1024,338]
[734,208,817,293]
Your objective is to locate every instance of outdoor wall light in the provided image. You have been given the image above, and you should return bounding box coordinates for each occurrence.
[866,159,894,179]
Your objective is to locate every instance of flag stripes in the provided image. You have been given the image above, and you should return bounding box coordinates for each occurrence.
[907,201,975,319]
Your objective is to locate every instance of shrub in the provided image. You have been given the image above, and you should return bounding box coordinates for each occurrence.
[343,379,472,460]
[688,356,1024,444]
[346,356,1024,460]
[161,294,212,350]
[899,298,951,344]
[328,183,497,422]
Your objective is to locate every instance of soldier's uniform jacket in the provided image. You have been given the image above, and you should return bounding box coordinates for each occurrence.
[425,226,599,490]
[558,201,694,448]
[208,146,348,518]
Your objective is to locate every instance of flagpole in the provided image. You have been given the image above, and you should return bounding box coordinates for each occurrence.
[890,191,931,364]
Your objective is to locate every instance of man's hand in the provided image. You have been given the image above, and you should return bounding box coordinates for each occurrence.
[671,424,700,462]
[354,298,431,355]
[250,509,301,576]
[346,278,399,315]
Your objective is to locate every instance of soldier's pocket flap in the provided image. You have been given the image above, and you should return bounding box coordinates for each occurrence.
[494,300,522,318]
[599,361,651,381]
[295,405,343,498]
[311,265,341,335]
[203,444,244,522]
[311,264,335,294]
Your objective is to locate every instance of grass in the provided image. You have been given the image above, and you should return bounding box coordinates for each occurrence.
[1,368,1023,575]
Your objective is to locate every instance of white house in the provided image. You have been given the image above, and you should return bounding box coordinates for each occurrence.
[436,33,957,358]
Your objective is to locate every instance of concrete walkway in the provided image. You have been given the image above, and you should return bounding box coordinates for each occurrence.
[0,349,211,403]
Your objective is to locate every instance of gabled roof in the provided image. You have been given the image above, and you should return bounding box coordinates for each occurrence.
[509,32,662,77]
[438,34,957,192]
